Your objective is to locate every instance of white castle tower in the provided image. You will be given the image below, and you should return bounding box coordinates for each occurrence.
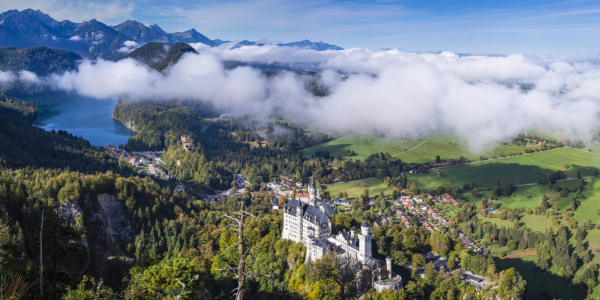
[358,221,373,263]
[308,176,318,205]
[386,256,393,277]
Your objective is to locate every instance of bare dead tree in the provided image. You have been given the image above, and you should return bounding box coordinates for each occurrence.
[39,208,44,300]
[213,202,275,300]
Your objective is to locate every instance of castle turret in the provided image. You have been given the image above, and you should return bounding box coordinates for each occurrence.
[350,227,356,245]
[358,221,372,263]
[361,221,370,236]
[386,256,393,278]
[308,176,317,202]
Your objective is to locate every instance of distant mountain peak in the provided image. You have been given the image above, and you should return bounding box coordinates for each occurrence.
[278,40,342,51]
[0,8,343,57]
[169,29,214,46]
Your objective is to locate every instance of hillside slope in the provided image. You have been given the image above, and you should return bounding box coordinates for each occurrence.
[127,42,197,71]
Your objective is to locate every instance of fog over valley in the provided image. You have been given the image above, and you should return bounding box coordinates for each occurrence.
[2,44,600,152]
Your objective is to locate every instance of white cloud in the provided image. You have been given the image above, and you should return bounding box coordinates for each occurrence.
[18,70,39,83]
[188,42,214,52]
[48,46,600,152]
[117,40,139,53]
[0,71,16,83]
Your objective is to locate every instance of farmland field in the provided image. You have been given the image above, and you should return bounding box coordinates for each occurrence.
[442,147,600,188]
[322,177,392,200]
[301,134,531,163]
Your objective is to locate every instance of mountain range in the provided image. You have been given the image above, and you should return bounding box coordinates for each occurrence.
[0,9,343,58]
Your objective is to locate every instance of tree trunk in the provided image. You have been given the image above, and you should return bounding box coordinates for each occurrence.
[339,282,346,300]
[236,203,245,300]
[53,206,58,289]
[39,209,44,300]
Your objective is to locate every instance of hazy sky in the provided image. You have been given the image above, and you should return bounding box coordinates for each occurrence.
[3,0,600,55]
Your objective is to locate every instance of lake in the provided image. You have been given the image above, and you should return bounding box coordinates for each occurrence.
[30,94,132,147]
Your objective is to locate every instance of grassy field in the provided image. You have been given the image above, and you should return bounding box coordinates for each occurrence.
[442,147,600,188]
[322,177,392,200]
[573,178,600,224]
[584,229,600,250]
[464,179,580,211]
[482,215,553,232]
[482,217,515,228]
[520,214,553,232]
[485,185,548,210]
[408,172,458,191]
[495,254,588,300]
[584,141,600,155]
[301,134,532,163]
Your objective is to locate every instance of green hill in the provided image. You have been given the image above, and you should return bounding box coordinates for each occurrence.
[442,147,600,187]
[301,134,532,162]
[0,95,37,122]
[0,46,81,76]
[127,42,197,71]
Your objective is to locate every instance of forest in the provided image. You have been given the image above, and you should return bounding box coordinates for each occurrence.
[0,95,533,300]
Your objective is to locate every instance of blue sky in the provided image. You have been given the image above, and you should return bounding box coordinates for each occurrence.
[4,0,600,55]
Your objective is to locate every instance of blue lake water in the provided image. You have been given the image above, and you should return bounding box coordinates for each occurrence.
[32,94,132,147]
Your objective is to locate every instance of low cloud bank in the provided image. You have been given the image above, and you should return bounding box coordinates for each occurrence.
[19,45,600,152]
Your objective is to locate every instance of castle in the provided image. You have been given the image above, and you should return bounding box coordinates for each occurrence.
[281,179,402,290]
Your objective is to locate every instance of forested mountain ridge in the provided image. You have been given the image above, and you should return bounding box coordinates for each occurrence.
[111,20,169,44]
[0,95,37,122]
[127,42,198,72]
[0,46,81,76]
[0,9,343,58]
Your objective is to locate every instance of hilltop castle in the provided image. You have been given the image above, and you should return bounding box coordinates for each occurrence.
[281,180,402,290]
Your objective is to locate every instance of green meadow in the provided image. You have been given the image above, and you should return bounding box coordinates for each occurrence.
[482,214,553,232]
[301,134,531,163]
[442,147,600,188]
[572,178,600,224]
[465,179,580,210]
[481,217,514,228]
[408,172,458,191]
[519,214,553,232]
[322,177,392,200]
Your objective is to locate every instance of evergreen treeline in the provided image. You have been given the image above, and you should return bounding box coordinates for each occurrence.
[0,47,81,76]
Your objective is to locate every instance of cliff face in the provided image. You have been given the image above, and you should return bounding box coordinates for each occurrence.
[70,193,134,289]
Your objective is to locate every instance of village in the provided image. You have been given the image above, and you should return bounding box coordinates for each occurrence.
[104,145,173,180]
